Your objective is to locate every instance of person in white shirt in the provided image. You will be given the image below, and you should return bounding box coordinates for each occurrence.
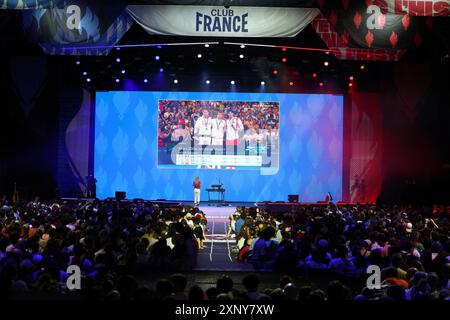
[211,111,226,149]
[194,109,212,146]
[225,110,244,146]
[171,124,189,142]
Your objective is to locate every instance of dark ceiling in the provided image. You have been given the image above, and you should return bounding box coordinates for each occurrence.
[1,7,449,93]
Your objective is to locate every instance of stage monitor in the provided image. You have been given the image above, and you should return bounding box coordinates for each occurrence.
[94,91,343,202]
[115,191,126,201]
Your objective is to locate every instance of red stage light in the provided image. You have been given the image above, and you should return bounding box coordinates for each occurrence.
[360,65,365,70]
[312,73,317,78]
[273,69,278,75]
[319,82,324,87]
[349,83,353,87]
[282,57,287,63]
[282,47,287,51]
[324,61,329,66]
[349,76,354,81]
[289,81,294,86]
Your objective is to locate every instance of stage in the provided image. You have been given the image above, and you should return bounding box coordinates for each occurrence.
[195,206,256,271]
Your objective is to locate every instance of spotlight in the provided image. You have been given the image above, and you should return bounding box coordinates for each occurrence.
[206,80,210,84]
[319,82,324,87]
[159,68,164,72]
[144,79,148,83]
[273,70,278,75]
[174,79,178,84]
[312,73,317,78]
[360,65,365,70]
[205,44,210,47]
[324,61,329,66]
[115,78,120,83]
[155,55,160,60]
[282,57,287,63]
[75,60,80,65]
[239,54,244,59]
[240,45,245,49]
[349,76,354,81]
[230,80,235,85]
[197,53,202,58]
[289,82,294,86]
[86,78,91,82]
[82,71,87,76]
[261,81,265,85]
[116,58,121,63]
[349,83,353,87]
[121,70,126,74]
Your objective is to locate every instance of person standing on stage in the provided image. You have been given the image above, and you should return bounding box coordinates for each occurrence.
[211,111,226,152]
[193,177,201,206]
[225,110,244,146]
[194,109,212,146]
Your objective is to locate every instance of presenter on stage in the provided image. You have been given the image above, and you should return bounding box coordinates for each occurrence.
[193,177,201,206]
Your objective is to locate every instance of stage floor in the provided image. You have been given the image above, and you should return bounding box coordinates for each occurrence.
[195,206,256,272]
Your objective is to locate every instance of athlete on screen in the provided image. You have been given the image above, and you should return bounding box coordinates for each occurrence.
[211,111,226,152]
[194,109,212,146]
[225,110,244,146]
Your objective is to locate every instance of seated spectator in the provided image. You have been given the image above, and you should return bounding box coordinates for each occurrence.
[216,275,233,294]
[242,274,265,300]
[170,273,188,300]
[328,245,356,276]
[305,239,332,270]
[188,285,206,300]
[327,280,352,300]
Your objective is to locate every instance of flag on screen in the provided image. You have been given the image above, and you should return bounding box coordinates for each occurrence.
[325,192,333,203]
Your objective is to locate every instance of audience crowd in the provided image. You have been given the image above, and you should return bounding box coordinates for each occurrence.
[1,195,450,300]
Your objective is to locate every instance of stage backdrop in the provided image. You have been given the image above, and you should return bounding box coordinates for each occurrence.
[94,91,343,202]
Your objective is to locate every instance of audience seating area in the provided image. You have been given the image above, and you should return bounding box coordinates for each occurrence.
[1,197,450,300]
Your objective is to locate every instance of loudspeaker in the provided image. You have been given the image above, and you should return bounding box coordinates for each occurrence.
[115,191,126,201]
[288,194,299,203]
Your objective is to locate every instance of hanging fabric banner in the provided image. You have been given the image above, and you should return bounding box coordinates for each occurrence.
[22,3,133,55]
[313,0,432,58]
[1,0,65,9]
[132,0,317,6]
[373,0,450,16]
[126,5,320,37]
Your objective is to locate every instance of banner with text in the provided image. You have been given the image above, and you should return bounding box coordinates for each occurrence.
[373,0,450,16]
[126,5,319,37]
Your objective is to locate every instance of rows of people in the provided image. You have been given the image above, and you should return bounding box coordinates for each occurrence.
[1,196,450,300]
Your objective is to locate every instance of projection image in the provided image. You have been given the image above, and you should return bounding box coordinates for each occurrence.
[158,99,279,170]
[94,91,343,202]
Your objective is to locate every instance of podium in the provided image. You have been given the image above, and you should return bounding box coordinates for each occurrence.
[206,184,226,206]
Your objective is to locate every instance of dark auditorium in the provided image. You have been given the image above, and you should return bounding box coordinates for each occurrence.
[1,0,450,313]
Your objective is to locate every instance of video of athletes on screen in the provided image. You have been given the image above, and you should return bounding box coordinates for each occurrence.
[158,100,280,170]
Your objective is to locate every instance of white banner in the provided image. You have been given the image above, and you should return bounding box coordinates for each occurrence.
[126,5,319,37]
